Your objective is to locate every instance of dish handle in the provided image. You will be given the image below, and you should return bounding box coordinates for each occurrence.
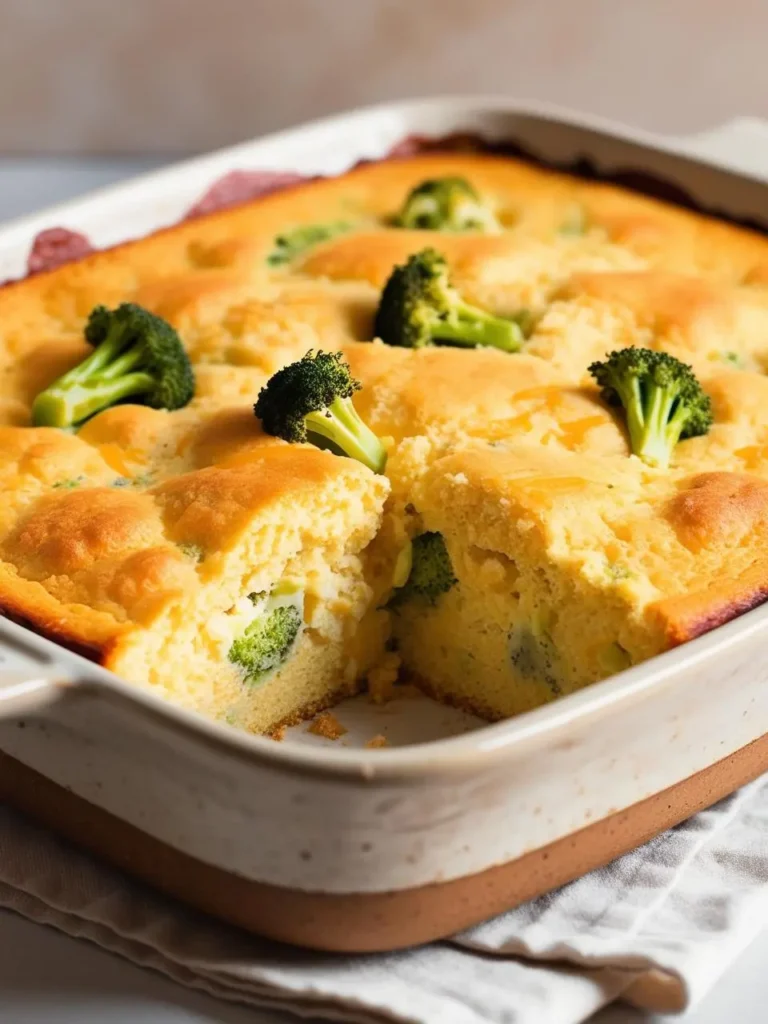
[675,116,768,178]
[0,669,72,719]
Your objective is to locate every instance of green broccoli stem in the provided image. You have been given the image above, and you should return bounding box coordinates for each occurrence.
[305,396,387,474]
[612,375,649,464]
[95,341,149,381]
[31,326,155,428]
[56,322,132,386]
[434,302,523,353]
[32,372,156,428]
[636,384,683,469]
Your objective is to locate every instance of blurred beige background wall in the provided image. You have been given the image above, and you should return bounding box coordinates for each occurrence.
[2,0,766,155]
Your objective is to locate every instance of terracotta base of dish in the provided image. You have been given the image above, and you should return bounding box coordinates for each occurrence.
[1,737,767,953]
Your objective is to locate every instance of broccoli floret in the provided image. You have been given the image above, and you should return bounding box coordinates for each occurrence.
[509,625,562,696]
[228,602,303,686]
[393,176,500,232]
[177,542,205,563]
[718,350,744,368]
[373,249,523,352]
[254,350,387,473]
[393,532,457,605]
[588,347,713,469]
[605,561,633,582]
[111,472,155,489]
[32,303,194,429]
[52,476,85,490]
[267,221,352,266]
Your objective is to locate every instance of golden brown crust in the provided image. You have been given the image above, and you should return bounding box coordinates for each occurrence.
[1,149,768,716]
[565,271,732,335]
[0,437,379,667]
[0,561,130,661]
[8,488,162,575]
[665,473,768,553]
[302,230,523,287]
[150,444,365,551]
[745,263,768,287]
[649,563,768,646]
[704,372,768,427]
[646,473,768,643]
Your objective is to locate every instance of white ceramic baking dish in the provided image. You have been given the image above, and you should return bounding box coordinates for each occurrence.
[1,98,768,953]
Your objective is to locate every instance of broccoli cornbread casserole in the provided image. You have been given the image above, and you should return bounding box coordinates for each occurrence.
[3,148,768,735]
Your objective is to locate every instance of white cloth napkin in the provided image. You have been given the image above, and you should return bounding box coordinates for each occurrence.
[3,775,768,1024]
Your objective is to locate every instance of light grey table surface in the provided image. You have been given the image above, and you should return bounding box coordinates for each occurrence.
[0,159,767,1024]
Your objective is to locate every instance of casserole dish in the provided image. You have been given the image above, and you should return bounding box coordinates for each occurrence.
[1,97,768,952]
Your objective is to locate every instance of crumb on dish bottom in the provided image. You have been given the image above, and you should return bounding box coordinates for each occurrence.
[306,711,348,740]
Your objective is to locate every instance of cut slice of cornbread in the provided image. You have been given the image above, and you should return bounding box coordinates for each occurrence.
[391,444,655,717]
[0,440,389,733]
[393,443,768,719]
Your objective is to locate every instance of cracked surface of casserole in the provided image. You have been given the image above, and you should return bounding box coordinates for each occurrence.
[2,151,768,732]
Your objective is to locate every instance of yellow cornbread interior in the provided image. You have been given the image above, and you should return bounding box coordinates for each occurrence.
[0,418,389,733]
[1,151,768,731]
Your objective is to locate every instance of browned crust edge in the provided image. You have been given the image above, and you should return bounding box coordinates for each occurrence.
[0,578,362,736]
[1,732,767,952]
[0,144,476,296]
[0,595,111,664]
[407,670,509,722]
[0,174,320,295]
[265,680,361,738]
[652,561,768,645]
[5,128,766,300]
